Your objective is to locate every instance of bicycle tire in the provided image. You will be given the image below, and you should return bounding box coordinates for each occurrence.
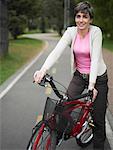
[46,131,57,150]
[27,121,57,150]
[76,115,93,147]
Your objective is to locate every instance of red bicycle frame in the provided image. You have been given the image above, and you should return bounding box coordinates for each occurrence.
[29,74,93,150]
[61,99,93,137]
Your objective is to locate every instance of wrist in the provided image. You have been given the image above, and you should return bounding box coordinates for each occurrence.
[88,82,95,90]
[40,67,47,73]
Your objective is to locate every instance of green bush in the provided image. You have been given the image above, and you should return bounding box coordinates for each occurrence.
[9,14,27,39]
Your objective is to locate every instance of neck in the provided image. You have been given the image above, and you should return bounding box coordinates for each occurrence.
[78,28,89,38]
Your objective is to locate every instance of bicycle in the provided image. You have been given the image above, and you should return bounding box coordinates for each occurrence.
[27,74,95,150]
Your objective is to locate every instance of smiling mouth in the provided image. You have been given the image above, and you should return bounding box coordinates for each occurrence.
[79,23,85,26]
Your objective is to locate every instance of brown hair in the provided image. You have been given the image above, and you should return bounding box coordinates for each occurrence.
[74,1,94,19]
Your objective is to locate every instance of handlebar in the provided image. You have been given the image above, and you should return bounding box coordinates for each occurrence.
[34,74,93,101]
[39,74,63,99]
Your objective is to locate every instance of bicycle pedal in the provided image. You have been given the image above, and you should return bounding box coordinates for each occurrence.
[89,122,95,127]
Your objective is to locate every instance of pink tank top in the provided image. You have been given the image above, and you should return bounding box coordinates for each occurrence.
[73,32,91,74]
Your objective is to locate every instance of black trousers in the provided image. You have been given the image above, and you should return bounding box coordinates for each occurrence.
[67,70,108,150]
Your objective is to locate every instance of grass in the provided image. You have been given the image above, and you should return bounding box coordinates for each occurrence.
[0,37,44,85]
[103,38,113,52]
[0,35,112,85]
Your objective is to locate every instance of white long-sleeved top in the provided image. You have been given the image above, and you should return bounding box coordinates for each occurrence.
[41,25,107,84]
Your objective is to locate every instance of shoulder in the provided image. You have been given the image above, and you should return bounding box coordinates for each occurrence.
[65,26,77,39]
[90,25,102,40]
[90,25,102,34]
[66,26,77,33]
[67,26,77,31]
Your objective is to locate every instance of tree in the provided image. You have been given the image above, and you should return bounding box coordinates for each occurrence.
[84,0,113,39]
[8,11,27,39]
[43,0,64,35]
[7,0,42,39]
[0,0,8,57]
[42,0,76,35]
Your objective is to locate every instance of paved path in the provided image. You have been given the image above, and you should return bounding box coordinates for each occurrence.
[103,49,113,136]
[0,33,113,150]
[103,49,113,115]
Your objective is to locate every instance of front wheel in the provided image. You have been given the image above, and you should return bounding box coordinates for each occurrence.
[27,121,57,150]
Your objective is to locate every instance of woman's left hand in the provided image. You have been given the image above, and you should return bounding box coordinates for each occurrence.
[92,88,98,100]
[88,87,98,100]
[88,83,98,100]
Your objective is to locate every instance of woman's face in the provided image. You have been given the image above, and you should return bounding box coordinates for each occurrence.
[75,12,92,30]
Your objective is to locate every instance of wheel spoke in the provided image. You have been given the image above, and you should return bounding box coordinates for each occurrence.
[37,132,50,148]
[27,121,56,150]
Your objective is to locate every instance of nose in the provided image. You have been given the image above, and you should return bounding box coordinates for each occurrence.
[79,17,83,22]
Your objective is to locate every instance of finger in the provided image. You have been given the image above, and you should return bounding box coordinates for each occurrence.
[93,90,98,100]
[93,95,96,100]
[34,72,38,78]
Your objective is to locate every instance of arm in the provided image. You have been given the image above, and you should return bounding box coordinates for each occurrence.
[88,28,102,100]
[89,28,102,89]
[34,28,72,83]
[41,28,72,71]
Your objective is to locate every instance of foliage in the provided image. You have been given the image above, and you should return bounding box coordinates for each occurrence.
[0,38,44,84]
[8,14,27,39]
[103,38,113,52]
[76,0,113,39]
[7,0,42,39]
[43,0,64,35]
[0,0,9,57]
[7,0,113,39]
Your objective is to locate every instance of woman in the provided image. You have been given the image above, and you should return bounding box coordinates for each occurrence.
[33,1,108,149]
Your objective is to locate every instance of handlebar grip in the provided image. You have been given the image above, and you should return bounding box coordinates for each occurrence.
[33,80,45,87]
[36,74,63,99]
[33,74,52,86]
[40,74,52,86]
[39,78,46,87]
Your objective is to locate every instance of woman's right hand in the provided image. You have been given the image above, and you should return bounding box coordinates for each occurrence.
[33,68,47,83]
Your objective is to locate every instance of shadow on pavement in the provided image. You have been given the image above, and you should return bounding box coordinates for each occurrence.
[56,138,111,150]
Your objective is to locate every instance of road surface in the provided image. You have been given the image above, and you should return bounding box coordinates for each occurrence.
[0,33,112,150]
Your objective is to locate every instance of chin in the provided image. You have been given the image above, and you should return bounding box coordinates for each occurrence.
[78,26,86,30]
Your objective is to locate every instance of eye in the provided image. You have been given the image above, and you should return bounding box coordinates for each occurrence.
[76,14,81,18]
[83,15,89,19]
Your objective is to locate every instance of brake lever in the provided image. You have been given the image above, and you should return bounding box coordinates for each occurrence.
[45,74,53,81]
[38,75,47,87]
[33,74,53,87]
[32,77,46,87]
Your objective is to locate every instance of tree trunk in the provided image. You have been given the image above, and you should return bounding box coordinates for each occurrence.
[40,16,46,33]
[0,0,8,57]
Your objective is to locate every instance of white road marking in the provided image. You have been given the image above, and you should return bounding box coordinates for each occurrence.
[1,35,113,149]
[0,42,48,100]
